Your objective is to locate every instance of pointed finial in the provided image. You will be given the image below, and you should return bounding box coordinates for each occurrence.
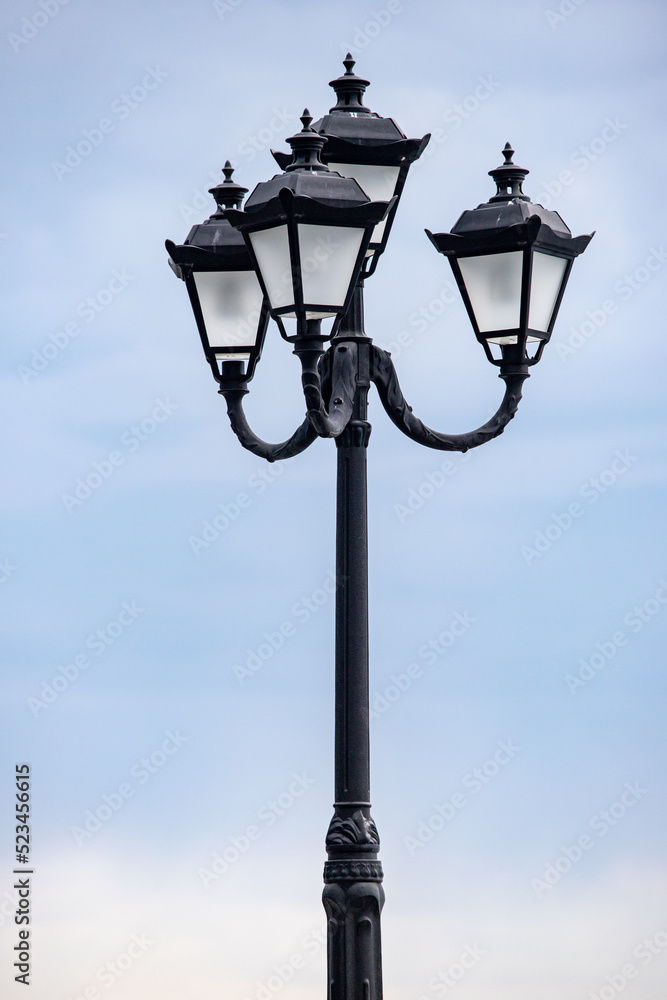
[488,143,529,202]
[328,57,371,114]
[208,160,248,213]
[284,111,329,172]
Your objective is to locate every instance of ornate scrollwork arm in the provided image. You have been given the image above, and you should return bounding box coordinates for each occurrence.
[370,346,530,453]
[219,387,318,463]
[296,339,358,439]
[218,339,360,460]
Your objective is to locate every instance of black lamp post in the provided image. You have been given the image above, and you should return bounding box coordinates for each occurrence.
[167,57,592,1000]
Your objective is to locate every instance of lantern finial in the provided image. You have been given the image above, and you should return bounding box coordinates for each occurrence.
[208,160,248,215]
[328,56,371,114]
[488,143,530,202]
[283,109,329,172]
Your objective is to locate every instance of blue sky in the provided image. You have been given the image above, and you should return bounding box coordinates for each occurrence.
[1,1,666,998]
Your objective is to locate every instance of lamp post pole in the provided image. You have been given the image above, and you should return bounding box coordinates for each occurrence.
[324,295,384,1000]
[166,56,592,1000]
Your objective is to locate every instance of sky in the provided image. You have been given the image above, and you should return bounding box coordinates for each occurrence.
[1,0,666,998]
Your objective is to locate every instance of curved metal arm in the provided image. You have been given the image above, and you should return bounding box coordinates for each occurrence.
[218,339,359,460]
[296,340,358,439]
[220,387,318,463]
[370,346,529,453]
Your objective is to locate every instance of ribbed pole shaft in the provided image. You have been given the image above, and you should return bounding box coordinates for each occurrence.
[334,388,371,806]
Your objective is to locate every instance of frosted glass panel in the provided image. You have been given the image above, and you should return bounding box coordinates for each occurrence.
[298,224,364,311]
[529,251,568,332]
[249,225,293,310]
[458,251,523,333]
[193,270,264,356]
[329,163,399,243]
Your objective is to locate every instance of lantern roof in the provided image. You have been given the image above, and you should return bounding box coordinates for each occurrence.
[450,143,572,237]
[165,162,255,275]
[271,57,429,170]
[429,144,594,257]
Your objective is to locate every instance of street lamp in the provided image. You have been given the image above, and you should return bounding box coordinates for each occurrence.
[167,57,592,1000]
[166,161,270,383]
[225,110,394,346]
[271,55,429,274]
[427,141,593,366]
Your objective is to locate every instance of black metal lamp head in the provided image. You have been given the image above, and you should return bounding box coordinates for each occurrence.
[271,57,429,276]
[165,161,270,385]
[427,143,594,367]
[225,111,395,344]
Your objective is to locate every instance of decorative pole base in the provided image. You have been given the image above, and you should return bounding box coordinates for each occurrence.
[323,864,385,1000]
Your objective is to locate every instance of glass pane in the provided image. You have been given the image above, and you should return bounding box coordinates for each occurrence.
[249,225,294,310]
[329,163,399,243]
[458,251,523,333]
[193,270,264,353]
[529,251,568,332]
[297,224,364,311]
